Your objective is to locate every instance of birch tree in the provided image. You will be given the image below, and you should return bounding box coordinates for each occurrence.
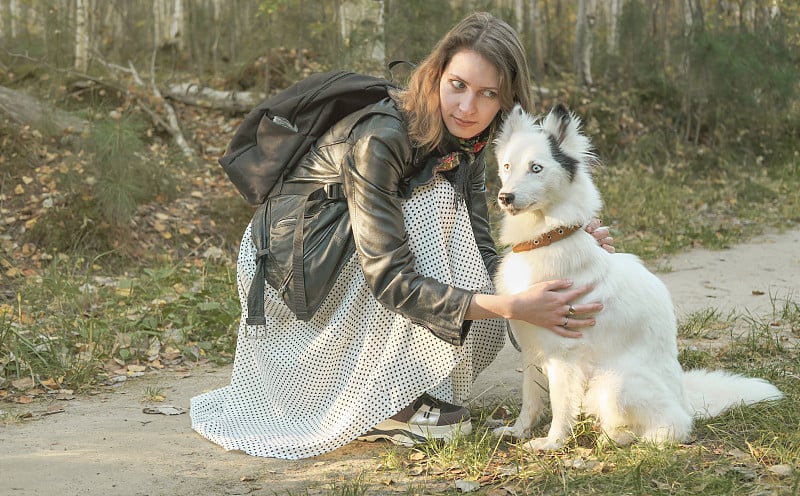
[575,0,596,87]
[169,0,184,52]
[606,0,622,59]
[74,0,89,72]
[339,0,385,75]
[0,0,8,40]
[152,0,182,50]
[682,0,704,143]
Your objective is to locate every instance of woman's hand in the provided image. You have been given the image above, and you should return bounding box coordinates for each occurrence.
[510,280,602,338]
[586,218,615,254]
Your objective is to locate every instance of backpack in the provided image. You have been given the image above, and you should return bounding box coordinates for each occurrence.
[219,71,400,323]
[219,71,399,205]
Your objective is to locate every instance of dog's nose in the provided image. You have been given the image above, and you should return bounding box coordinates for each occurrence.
[498,192,514,206]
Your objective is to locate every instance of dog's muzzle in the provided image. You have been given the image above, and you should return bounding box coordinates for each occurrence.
[498,191,514,207]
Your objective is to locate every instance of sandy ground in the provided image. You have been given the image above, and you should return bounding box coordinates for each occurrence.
[2,229,799,496]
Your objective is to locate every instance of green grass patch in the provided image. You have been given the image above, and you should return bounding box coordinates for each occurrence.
[365,300,799,495]
[1,256,239,390]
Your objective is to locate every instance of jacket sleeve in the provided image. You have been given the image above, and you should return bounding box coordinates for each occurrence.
[468,154,502,279]
[341,126,474,346]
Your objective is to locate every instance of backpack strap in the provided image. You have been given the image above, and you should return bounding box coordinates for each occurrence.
[246,201,269,326]
[290,198,310,320]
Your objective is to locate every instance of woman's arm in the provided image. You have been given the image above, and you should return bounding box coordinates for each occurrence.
[467,280,600,338]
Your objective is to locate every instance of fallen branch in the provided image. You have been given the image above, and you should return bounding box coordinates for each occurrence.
[138,50,193,160]
[5,50,196,160]
[165,83,263,112]
[0,85,88,135]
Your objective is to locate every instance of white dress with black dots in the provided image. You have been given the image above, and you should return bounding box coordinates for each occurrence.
[190,174,506,459]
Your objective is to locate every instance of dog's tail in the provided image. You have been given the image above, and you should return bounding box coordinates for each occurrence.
[682,369,783,419]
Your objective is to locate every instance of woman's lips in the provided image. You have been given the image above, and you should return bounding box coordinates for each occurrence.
[453,116,475,127]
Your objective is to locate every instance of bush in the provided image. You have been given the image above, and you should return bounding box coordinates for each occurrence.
[27,114,178,257]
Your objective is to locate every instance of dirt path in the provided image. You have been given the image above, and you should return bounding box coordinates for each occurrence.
[2,229,799,496]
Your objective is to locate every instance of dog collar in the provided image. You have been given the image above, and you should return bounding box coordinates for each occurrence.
[511,225,582,253]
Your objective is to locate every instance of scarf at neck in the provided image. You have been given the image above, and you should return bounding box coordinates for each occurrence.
[434,132,489,174]
[432,130,489,205]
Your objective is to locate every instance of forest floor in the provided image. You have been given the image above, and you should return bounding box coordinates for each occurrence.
[2,228,798,496]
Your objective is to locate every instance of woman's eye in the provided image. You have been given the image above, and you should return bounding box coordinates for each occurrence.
[451,79,466,89]
[481,89,498,98]
[530,163,543,173]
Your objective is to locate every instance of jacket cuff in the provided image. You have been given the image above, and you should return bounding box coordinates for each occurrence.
[415,288,473,346]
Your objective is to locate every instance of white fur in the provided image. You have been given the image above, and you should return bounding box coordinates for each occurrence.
[493,104,783,451]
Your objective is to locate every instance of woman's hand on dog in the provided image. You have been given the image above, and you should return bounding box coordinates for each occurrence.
[586,218,615,254]
[512,280,601,338]
[467,281,602,337]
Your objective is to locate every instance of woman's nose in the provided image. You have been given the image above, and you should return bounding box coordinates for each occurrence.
[459,93,477,114]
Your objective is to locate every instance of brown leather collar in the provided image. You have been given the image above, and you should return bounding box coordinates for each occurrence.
[511,225,582,253]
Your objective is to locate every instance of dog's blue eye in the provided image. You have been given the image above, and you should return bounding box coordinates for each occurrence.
[530,163,543,173]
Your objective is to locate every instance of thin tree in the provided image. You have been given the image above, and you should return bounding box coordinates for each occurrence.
[74,0,89,72]
[338,0,386,75]
[575,0,596,88]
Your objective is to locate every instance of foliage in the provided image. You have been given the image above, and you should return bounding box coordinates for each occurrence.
[682,25,799,146]
[85,115,172,225]
[24,114,178,256]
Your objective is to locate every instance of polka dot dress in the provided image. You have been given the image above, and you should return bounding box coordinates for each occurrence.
[190,175,506,459]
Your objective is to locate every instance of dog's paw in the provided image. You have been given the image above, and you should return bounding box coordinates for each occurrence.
[492,425,526,440]
[523,436,565,451]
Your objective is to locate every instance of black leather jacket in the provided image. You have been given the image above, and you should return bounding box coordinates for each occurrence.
[283,98,500,345]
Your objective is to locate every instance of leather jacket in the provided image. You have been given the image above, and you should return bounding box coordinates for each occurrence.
[282,97,500,345]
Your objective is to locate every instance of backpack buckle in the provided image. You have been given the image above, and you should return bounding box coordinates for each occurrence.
[324,183,345,200]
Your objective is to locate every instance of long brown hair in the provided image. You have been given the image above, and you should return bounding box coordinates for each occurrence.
[392,12,534,154]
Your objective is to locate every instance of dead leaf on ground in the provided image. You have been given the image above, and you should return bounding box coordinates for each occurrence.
[454,479,481,493]
[142,405,185,415]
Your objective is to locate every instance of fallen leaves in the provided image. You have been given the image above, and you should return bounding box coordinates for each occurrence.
[142,405,185,415]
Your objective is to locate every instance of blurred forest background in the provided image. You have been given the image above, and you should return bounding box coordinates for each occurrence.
[1,0,799,262]
[0,0,799,391]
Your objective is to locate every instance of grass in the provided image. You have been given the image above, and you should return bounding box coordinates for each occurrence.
[0,256,240,391]
[595,146,800,258]
[364,299,797,495]
[142,385,166,402]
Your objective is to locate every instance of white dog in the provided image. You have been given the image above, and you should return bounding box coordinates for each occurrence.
[492,103,783,451]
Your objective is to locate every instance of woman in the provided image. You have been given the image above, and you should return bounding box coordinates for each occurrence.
[191,12,613,460]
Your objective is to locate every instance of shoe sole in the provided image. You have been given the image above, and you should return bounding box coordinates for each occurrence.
[357,419,472,447]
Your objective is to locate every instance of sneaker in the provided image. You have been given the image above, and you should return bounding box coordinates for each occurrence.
[357,394,472,446]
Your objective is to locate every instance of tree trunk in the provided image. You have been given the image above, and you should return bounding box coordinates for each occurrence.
[514,0,524,34]
[527,0,545,83]
[574,0,595,88]
[607,0,621,58]
[681,0,704,143]
[338,0,385,76]
[0,85,88,135]
[8,0,18,39]
[0,0,9,40]
[74,0,89,72]
[169,0,184,51]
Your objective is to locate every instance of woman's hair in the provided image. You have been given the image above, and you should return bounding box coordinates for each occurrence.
[392,12,533,154]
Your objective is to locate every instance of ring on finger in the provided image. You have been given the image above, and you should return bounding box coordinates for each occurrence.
[563,317,569,327]
[567,304,576,316]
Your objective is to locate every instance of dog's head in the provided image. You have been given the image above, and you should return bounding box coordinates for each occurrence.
[494,103,597,217]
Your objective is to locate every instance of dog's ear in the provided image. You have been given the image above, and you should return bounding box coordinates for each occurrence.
[543,103,572,147]
[496,104,534,147]
[542,103,598,169]
[502,104,529,133]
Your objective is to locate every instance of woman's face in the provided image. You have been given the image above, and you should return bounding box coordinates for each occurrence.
[439,49,502,139]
